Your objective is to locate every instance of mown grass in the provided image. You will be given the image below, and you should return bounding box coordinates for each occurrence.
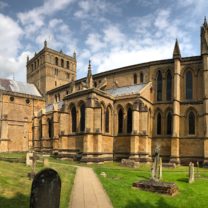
[0,153,76,208]
[93,163,208,208]
[0,152,26,159]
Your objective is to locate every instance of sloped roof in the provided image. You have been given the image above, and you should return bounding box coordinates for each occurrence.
[0,78,42,97]
[105,83,146,97]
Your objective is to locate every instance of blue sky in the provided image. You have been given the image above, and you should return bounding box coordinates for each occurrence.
[0,0,207,82]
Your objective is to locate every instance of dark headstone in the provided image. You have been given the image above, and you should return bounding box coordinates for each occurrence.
[30,168,61,208]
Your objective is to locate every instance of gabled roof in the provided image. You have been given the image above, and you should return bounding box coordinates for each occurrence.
[105,83,146,97]
[0,78,42,97]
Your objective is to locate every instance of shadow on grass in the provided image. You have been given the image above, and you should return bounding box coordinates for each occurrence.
[125,197,177,208]
[0,193,29,208]
[177,178,188,183]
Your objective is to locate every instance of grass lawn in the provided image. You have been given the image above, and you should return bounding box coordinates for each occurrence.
[0,154,76,208]
[93,163,208,208]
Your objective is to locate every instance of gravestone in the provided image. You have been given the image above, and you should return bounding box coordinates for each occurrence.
[30,168,61,208]
[133,145,178,195]
[151,145,162,181]
[28,152,39,180]
[121,159,139,168]
[43,157,49,167]
[189,162,195,183]
[196,161,200,178]
[26,152,34,166]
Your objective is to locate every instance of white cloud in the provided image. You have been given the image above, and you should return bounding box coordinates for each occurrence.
[74,0,120,20]
[0,13,29,79]
[177,0,208,17]
[0,14,22,57]
[79,7,194,77]
[86,33,106,52]
[18,0,75,36]
[34,18,77,54]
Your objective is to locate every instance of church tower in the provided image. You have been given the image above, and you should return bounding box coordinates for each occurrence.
[26,41,77,95]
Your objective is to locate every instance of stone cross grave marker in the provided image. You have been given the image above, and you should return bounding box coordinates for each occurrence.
[27,152,39,180]
[189,162,195,183]
[30,168,61,208]
[151,145,162,181]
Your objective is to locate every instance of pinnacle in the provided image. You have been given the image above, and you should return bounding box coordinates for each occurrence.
[173,39,181,59]
[88,60,91,71]
[204,16,208,27]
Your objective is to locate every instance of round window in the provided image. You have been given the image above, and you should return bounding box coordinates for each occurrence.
[10,96,14,102]
[26,98,30,104]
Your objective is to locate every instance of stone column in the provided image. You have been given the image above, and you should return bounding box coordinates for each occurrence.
[203,54,208,164]
[129,101,140,160]
[85,108,94,132]
[139,106,150,162]
[33,116,39,149]
[53,112,59,138]
[0,116,8,139]
[204,139,208,164]
[94,108,101,132]
[42,114,48,138]
[170,56,181,164]
[0,115,9,152]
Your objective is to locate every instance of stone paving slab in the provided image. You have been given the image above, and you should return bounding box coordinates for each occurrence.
[69,166,113,208]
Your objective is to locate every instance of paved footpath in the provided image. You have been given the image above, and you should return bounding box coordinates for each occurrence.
[69,166,113,208]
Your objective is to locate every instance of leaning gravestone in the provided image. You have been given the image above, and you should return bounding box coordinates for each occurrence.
[30,168,61,208]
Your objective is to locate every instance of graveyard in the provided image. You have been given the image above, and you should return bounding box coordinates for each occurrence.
[0,153,208,208]
[0,153,76,208]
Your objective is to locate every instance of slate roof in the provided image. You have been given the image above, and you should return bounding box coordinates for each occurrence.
[0,78,42,97]
[105,83,146,97]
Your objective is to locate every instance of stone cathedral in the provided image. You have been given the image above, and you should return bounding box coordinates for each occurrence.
[1,20,208,164]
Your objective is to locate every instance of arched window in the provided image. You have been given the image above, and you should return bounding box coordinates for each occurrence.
[94,81,97,87]
[133,74,137,84]
[157,113,162,135]
[167,112,172,135]
[80,103,85,132]
[55,57,59,66]
[157,71,162,101]
[188,111,195,135]
[118,108,123,133]
[48,118,53,139]
[61,59,64,67]
[66,61,69,69]
[186,71,193,100]
[140,72,144,83]
[166,71,172,101]
[39,119,42,140]
[105,108,109,133]
[71,106,77,133]
[127,107,133,133]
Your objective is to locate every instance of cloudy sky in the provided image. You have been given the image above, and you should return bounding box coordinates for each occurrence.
[0,0,207,82]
